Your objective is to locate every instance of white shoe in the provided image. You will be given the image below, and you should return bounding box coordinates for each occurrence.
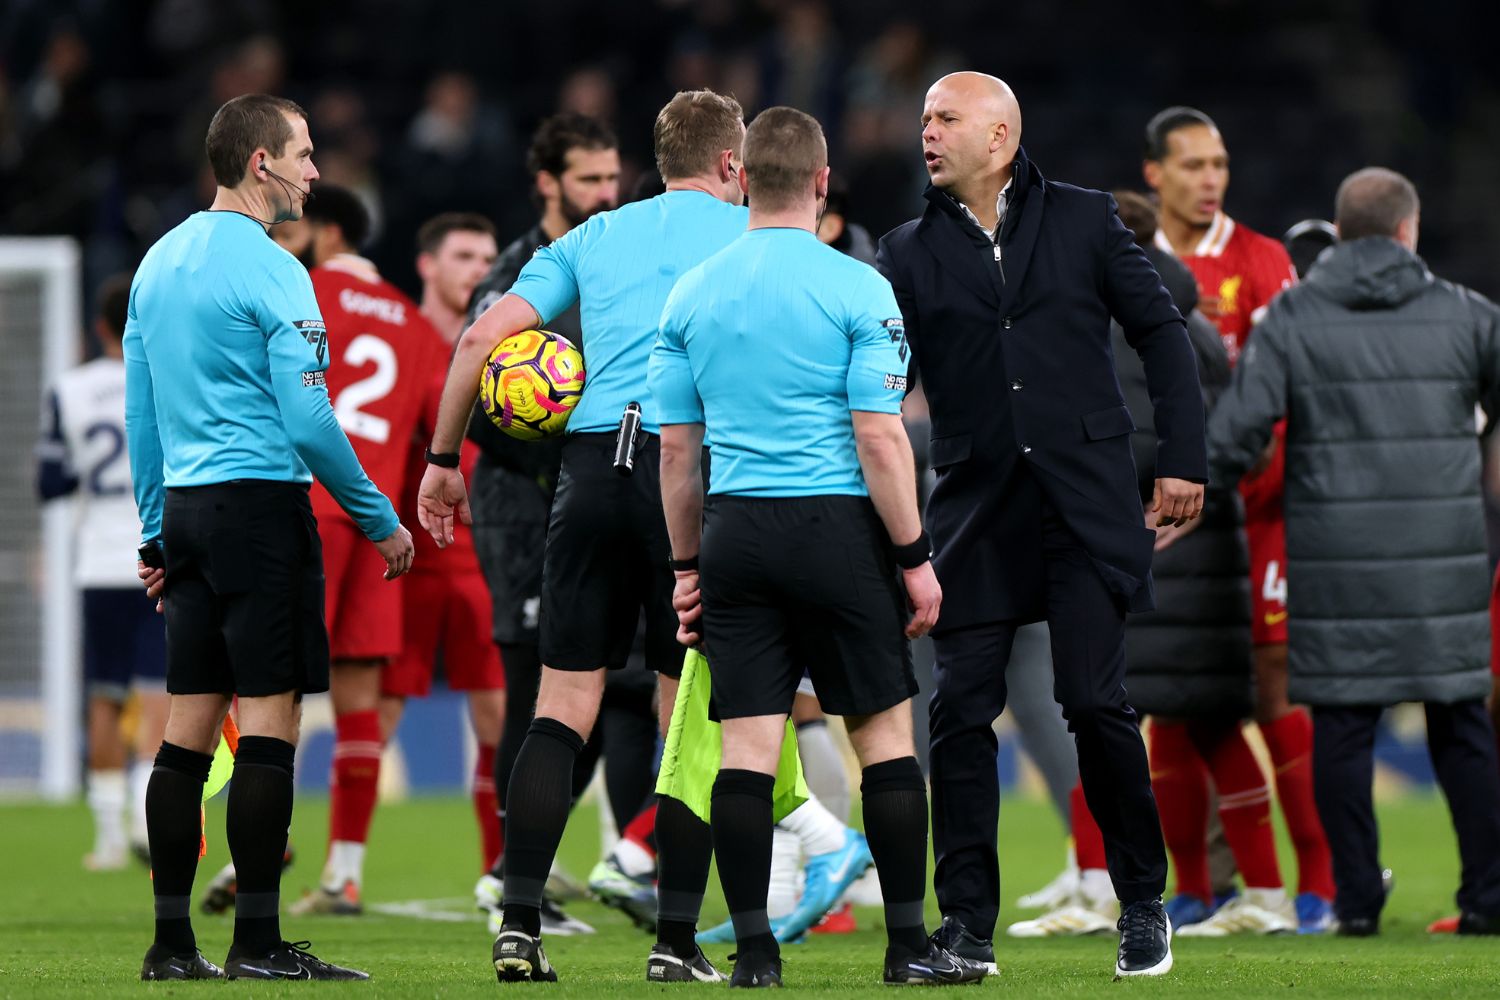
[475,872,503,914]
[1007,901,1119,938]
[83,844,129,871]
[1174,890,1296,937]
[1016,867,1081,910]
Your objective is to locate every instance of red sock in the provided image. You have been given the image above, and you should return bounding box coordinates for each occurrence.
[473,743,502,871]
[1070,782,1107,871]
[329,710,383,845]
[1198,724,1281,889]
[624,801,658,856]
[1261,709,1335,899]
[1149,722,1212,902]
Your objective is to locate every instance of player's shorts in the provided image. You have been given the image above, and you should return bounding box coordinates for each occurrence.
[385,568,504,697]
[470,460,551,646]
[320,515,403,661]
[700,494,918,719]
[82,588,167,700]
[1246,515,1288,645]
[161,481,329,697]
[539,433,684,677]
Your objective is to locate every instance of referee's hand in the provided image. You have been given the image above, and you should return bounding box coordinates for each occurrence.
[375,525,415,580]
[417,465,473,548]
[672,570,703,647]
[902,562,942,638]
[137,561,165,614]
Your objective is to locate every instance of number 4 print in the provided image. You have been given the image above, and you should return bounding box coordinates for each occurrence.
[1261,560,1287,605]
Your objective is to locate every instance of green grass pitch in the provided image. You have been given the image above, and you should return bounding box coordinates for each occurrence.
[1,791,1495,997]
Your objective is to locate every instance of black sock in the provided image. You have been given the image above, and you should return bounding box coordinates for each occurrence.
[147,742,213,954]
[227,736,296,955]
[862,756,929,953]
[502,717,584,935]
[711,768,778,958]
[656,794,712,952]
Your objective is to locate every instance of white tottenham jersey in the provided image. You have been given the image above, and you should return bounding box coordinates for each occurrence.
[38,357,142,587]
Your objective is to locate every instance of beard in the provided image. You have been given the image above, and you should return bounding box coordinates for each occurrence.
[560,191,609,229]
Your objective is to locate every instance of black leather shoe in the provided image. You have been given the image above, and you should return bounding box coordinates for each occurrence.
[884,940,989,985]
[225,940,369,980]
[140,945,225,981]
[492,925,559,983]
[930,915,997,975]
[1115,899,1172,978]
[1336,916,1380,937]
[728,950,782,988]
[1457,911,1500,935]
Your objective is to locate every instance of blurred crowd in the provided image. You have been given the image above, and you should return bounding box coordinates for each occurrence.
[1,0,1497,307]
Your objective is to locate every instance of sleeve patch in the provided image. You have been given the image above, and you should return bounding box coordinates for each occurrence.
[301,370,327,388]
[297,320,328,364]
[884,373,908,391]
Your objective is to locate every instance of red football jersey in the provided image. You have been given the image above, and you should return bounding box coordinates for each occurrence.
[308,256,449,529]
[1157,214,1295,517]
[404,366,484,573]
[1155,213,1296,368]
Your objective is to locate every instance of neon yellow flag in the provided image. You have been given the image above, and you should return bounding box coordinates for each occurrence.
[655,648,808,824]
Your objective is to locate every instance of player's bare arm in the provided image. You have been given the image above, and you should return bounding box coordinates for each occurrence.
[417,292,540,547]
[658,421,706,646]
[851,409,941,637]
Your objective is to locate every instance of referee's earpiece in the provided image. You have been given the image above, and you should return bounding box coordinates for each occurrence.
[259,160,268,175]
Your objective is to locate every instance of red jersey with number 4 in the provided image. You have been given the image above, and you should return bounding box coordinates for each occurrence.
[308,256,448,530]
[1156,214,1296,517]
[1154,213,1296,368]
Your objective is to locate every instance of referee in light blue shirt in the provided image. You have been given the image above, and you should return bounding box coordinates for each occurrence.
[125,94,409,983]
[418,89,748,984]
[648,106,982,989]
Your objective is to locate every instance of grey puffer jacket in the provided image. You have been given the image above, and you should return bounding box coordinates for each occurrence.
[1208,237,1500,706]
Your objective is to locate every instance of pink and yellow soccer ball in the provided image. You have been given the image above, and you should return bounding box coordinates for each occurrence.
[477,330,585,440]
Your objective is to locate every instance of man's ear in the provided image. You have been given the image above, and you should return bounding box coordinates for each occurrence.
[815,165,831,200]
[990,122,1007,153]
[416,251,436,282]
[1142,160,1163,191]
[536,171,560,203]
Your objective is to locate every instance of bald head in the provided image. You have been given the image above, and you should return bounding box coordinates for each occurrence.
[1335,167,1419,246]
[921,72,1022,207]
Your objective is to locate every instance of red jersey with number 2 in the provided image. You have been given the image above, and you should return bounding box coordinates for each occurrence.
[308,256,448,529]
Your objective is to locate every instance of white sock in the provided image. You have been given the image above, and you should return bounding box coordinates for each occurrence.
[324,840,366,891]
[1080,868,1113,910]
[795,722,851,822]
[768,827,802,918]
[87,769,127,854]
[611,837,656,878]
[778,794,847,858]
[128,761,152,846]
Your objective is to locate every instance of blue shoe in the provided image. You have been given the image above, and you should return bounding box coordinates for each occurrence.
[770,830,874,943]
[1295,892,1334,934]
[1163,894,1212,929]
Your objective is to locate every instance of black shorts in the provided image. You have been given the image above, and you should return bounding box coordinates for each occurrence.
[161,481,329,698]
[471,459,552,646]
[700,494,917,719]
[539,433,684,677]
[82,588,167,699]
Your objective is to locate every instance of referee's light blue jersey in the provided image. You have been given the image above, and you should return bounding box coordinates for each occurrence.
[123,211,397,543]
[508,190,748,436]
[649,227,908,498]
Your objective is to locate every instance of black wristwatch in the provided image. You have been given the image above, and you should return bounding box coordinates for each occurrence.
[425,447,461,468]
[892,530,933,570]
[670,554,700,572]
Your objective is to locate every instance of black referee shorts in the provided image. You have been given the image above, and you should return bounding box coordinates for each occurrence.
[161,481,329,698]
[700,494,917,719]
[539,433,684,678]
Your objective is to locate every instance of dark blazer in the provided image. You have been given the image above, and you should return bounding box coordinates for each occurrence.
[876,147,1206,630]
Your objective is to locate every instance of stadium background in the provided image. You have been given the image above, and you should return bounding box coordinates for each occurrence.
[2,0,1495,799]
[2,3,1499,994]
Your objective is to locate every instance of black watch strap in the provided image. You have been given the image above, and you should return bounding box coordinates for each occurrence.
[425,447,461,468]
[670,554,700,572]
[892,530,933,570]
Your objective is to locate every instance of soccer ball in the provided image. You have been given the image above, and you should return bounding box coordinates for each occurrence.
[477,329,585,440]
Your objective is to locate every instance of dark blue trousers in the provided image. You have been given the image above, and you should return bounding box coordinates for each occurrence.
[1313,699,1500,922]
[928,510,1167,939]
